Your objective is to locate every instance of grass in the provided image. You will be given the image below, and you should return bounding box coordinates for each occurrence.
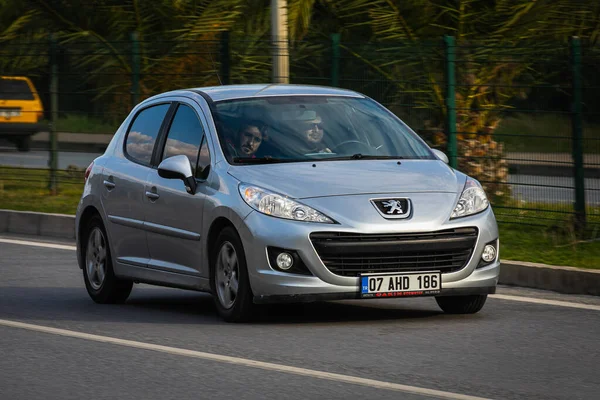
[494,113,600,154]
[492,198,600,227]
[499,222,600,269]
[0,167,83,214]
[1,166,599,269]
[39,114,118,135]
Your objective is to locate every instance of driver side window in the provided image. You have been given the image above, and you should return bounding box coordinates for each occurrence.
[161,104,203,176]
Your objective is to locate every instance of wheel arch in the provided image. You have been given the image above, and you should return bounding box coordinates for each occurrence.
[206,217,237,277]
[77,205,104,269]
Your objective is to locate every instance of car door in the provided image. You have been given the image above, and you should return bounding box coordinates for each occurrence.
[101,102,172,268]
[142,101,212,276]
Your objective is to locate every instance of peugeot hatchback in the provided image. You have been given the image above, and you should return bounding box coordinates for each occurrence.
[76,84,500,322]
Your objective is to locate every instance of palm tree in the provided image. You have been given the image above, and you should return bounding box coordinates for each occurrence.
[0,0,246,123]
[316,0,600,201]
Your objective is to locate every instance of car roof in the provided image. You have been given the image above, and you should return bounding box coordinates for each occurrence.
[192,84,364,102]
[186,84,365,102]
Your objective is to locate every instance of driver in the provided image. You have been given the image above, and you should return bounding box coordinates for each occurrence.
[299,113,331,153]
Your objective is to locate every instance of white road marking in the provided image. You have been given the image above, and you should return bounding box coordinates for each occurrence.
[0,318,491,400]
[490,294,600,311]
[0,237,77,251]
[1,238,599,312]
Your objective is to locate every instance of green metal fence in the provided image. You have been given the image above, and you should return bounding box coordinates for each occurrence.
[1,33,598,232]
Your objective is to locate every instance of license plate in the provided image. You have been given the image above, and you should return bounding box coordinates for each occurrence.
[0,109,20,117]
[360,271,442,298]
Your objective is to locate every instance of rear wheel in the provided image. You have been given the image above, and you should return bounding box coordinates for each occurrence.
[83,216,132,304]
[436,295,487,314]
[16,136,31,152]
[211,227,255,322]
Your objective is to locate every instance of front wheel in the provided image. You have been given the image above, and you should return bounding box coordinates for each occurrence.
[211,227,255,322]
[435,295,487,314]
[83,216,133,304]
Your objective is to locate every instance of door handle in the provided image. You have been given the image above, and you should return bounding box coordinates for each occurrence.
[103,180,116,190]
[145,191,160,200]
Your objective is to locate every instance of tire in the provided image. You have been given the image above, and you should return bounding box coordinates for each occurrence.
[210,226,255,322]
[435,295,487,314]
[82,216,133,304]
[16,136,31,152]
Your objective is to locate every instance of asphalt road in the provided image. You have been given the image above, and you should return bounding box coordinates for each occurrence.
[0,147,98,170]
[509,174,600,205]
[1,236,599,400]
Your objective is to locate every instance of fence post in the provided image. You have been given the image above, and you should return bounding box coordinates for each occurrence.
[219,31,230,85]
[444,35,457,169]
[331,33,340,87]
[48,34,58,195]
[130,31,140,108]
[570,36,586,231]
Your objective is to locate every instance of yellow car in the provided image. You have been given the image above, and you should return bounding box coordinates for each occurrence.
[0,76,45,151]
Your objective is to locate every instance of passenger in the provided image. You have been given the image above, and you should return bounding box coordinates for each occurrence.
[228,121,266,157]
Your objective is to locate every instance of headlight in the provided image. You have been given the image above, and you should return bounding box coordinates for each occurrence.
[239,184,334,223]
[450,178,489,219]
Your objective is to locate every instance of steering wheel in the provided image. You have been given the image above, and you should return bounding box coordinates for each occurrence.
[329,140,373,154]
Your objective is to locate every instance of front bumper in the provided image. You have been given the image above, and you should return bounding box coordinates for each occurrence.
[238,206,500,303]
[253,285,497,304]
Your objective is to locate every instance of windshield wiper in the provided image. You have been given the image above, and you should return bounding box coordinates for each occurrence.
[232,156,301,164]
[330,154,406,160]
[233,154,406,164]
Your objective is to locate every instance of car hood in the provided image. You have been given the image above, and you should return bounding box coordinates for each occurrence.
[227,159,464,199]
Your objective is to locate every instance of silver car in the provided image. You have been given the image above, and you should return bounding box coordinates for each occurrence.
[75,84,500,322]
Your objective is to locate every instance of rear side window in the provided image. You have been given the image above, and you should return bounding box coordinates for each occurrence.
[125,103,170,165]
[161,104,204,176]
[0,79,34,100]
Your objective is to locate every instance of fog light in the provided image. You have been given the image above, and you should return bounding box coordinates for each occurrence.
[276,253,294,270]
[481,244,497,263]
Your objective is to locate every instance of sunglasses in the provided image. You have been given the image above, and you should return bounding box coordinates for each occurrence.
[304,123,323,131]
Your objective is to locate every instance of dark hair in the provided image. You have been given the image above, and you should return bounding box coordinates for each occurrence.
[239,120,267,138]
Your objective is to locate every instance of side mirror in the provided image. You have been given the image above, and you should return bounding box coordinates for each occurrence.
[157,155,197,193]
[431,149,449,164]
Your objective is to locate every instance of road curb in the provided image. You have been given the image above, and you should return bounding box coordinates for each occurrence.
[0,209,598,296]
[0,209,75,239]
[498,260,600,296]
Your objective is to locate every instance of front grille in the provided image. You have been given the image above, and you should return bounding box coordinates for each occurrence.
[310,228,478,277]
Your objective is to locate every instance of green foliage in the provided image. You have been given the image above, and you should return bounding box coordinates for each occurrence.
[0,0,247,117]
[0,0,598,215]
[308,0,600,204]
[40,114,118,134]
[1,0,597,104]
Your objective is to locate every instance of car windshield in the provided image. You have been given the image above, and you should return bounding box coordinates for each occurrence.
[212,95,434,164]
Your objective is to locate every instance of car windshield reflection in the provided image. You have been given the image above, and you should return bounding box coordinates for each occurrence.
[213,96,435,165]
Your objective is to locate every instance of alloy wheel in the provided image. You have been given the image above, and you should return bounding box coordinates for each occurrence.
[215,241,240,309]
[86,227,108,290]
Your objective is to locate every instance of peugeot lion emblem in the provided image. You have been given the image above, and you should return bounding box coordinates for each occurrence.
[371,198,411,219]
[382,200,404,214]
